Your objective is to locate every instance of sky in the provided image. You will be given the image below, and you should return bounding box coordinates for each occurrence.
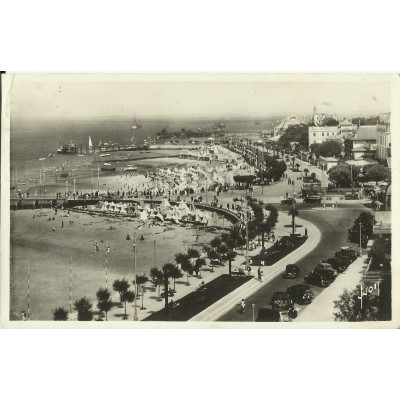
[8,74,392,120]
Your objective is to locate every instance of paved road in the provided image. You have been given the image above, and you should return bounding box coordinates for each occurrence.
[218,202,367,321]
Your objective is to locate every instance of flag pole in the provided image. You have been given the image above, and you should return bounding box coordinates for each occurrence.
[69,256,72,314]
[27,264,30,320]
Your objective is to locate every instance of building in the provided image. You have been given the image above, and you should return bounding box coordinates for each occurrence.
[273,115,305,136]
[339,118,357,135]
[376,113,391,166]
[308,126,341,146]
[344,125,377,160]
[319,156,339,172]
[310,105,340,127]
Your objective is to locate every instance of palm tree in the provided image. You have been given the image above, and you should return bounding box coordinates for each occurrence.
[304,168,309,177]
[53,307,68,321]
[310,172,316,181]
[295,163,300,171]
[150,267,161,289]
[74,297,93,321]
[112,278,130,307]
[288,207,299,235]
[175,252,192,285]
[170,266,183,293]
[161,263,176,310]
[136,274,149,309]
[120,290,135,319]
[96,288,113,321]
[259,220,272,250]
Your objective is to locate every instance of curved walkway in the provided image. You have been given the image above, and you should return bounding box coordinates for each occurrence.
[189,214,322,321]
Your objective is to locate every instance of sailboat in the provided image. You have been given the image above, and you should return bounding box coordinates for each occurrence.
[132,115,143,130]
[88,136,93,153]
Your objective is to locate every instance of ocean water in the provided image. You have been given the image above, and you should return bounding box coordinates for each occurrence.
[10,116,277,169]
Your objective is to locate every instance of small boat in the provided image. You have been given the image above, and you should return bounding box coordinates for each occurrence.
[124,167,137,171]
[78,154,84,157]
[120,156,125,158]
[104,163,112,166]
[100,154,111,158]
[39,157,46,161]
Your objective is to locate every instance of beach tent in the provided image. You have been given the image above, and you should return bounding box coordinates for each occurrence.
[160,198,171,208]
[139,210,148,221]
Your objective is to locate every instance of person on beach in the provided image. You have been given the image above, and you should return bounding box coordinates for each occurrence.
[240,299,246,313]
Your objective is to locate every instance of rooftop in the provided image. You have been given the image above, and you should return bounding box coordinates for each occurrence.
[353,125,377,141]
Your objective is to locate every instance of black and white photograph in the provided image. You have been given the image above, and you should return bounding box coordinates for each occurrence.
[1,73,398,327]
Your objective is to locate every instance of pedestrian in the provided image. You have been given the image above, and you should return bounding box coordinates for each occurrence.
[335,200,338,209]
[240,299,246,313]
[286,192,288,198]
[257,267,263,282]
[95,242,99,252]
[305,227,308,236]
[61,220,64,228]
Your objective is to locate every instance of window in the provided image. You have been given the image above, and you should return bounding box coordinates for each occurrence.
[322,133,324,137]
[313,132,316,137]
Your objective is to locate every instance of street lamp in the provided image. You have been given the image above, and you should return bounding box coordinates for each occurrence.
[252,304,255,322]
[65,181,68,199]
[73,178,76,196]
[126,233,139,321]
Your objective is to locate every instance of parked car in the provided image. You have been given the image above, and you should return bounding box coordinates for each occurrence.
[321,257,347,273]
[335,247,359,262]
[271,292,294,310]
[256,308,295,322]
[304,269,335,287]
[314,262,337,277]
[286,284,313,304]
[281,197,296,205]
[303,196,322,204]
[283,264,300,279]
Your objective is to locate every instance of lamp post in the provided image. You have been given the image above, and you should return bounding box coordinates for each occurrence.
[359,222,362,254]
[153,240,156,269]
[65,181,68,200]
[127,233,139,321]
[252,304,255,322]
[73,178,76,197]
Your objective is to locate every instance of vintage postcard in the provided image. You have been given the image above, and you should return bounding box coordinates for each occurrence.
[1,73,398,328]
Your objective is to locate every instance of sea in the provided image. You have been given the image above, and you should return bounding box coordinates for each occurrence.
[9,116,277,174]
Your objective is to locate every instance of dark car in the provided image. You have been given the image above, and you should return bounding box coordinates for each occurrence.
[271,292,295,310]
[256,308,295,322]
[303,196,322,204]
[283,264,300,279]
[321,257,347,273]
[314,262,337,277]
[305,269,335,287]
[335,247,359,262]
[286,284,313,304]
[281,197,296,205]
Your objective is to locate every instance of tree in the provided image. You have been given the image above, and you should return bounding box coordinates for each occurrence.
[161,263,176,310]
[288,207,299,235]
[170,265,183,292]
[96,287,113,321]
[319,140,342,157]
[333,288,379,321]
[120,290,135,319]
[175,252,192,284]
[327,164,350,187]
[136,274,149,310]
[363,164,390,185]
[259,220,272,250]
[303,168,309,177]
[53,307,68,321]
[295,163,300,171]
[324,117,339,126]
[112,278,130,307]
[74,297,93,321]
[150,267,162,288]
[309,143,321,156]
[278,124,309,150]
